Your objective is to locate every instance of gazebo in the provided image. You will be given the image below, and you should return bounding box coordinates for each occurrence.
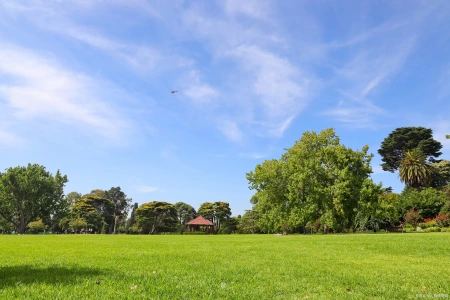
[186,216,214,234]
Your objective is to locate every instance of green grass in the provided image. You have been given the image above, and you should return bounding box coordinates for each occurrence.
[1,233,449,299]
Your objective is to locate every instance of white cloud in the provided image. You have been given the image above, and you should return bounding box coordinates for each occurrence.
[218,120,243,142]
[230,45,312,136]
[239,152,268,159]
[222,0,271,20]
[0,43,130,143]
[184,84,219,103]
[182,70,219,104]
[135,185,158,193]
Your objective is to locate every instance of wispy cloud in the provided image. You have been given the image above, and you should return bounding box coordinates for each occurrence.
[135,185,158,193]
[239,152,268,159]
[222,0,272,21]
[324,32,417,127]
[182,70,219,104]
[182,4,314,140]
[0,43,130,143]
[218,120,243,142]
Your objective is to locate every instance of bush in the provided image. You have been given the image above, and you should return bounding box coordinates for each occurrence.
[184,232,206,235]
[422,227,441,233]
[404,223,415,233]
[404,209,420,230]
[440,227,450,232]
[435,214,449,228]
[27,219,48,233]
[419,220,437,229]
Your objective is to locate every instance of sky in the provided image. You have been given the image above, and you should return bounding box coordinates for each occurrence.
[1,0,450,216]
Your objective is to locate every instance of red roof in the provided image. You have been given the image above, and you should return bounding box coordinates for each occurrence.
[186,215,214,226]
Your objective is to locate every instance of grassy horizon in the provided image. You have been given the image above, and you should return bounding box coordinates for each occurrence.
[1,233,449,299]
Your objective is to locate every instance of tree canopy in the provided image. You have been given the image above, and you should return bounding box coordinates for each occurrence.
[247,128,375,233]
[135,201,177,234]
[378,127,442,173]
[0,164,68,233]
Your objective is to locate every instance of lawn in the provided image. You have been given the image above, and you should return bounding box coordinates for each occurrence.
[1,233,449,299]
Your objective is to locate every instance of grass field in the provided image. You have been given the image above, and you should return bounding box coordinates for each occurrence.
[1,233,449,299]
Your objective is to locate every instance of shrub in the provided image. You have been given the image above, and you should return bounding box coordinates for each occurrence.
[422,227,441,233]
[68,218,88,230]
[419,220,437,229]
[404,209,420,230]
[27,219,48,233]
[184,232,206,235]
[435,214,449,228]
[440,227,450,232]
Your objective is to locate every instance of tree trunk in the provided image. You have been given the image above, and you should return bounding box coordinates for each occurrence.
[19,205,26,234]
[113,215,119,234]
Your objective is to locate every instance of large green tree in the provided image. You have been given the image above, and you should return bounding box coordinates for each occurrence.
[247,128,375,233]
[354,182,399,231]
[378,127,442,172]
[198,201,231,232]
[398,149,434,189]
[397,187,447,219]
[430,160,450,189]
[135,201,177,234]
[104,187,132,234]
[174,202,196,233]
[0,164,68,234]
[70,195,113,232]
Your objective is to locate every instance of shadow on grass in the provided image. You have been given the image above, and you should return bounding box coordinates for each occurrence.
[0,265,105,288]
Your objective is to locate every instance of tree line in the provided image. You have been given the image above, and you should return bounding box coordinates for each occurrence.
[245,127,450,233]
[1,127,449,234]
[0,167,238,234]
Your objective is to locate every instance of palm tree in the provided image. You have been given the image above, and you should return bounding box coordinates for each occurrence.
[398,148,434,189]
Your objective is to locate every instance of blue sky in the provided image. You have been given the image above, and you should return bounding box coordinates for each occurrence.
[1,1,450,216]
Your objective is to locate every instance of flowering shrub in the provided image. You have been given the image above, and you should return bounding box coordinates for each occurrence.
[423,217,436,223]
[435,214,449,228]
[419,220,437,229]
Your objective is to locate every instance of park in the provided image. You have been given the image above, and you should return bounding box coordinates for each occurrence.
[2,1,450,299]
[1,233,449,299]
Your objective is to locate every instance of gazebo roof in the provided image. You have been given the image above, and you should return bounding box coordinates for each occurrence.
[186,215,214,226]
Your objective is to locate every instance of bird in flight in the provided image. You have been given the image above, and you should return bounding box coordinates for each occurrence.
[171,90,178,94]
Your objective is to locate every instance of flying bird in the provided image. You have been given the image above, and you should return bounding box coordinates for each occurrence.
[171,90,178,94]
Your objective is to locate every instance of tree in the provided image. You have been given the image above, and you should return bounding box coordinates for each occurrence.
[72,196,113,232]
[238,210,260,233]
[127,202,139,231]
[398,149,434,189]
[220,217,239,234]
[174,202,196,233]
[378,127,442,172]
[104,187,132,234]
[446,135,450,139]
[398,187,446,219]
[197,202,214,221]
[198,202,231,232]
[354,181,398,232]
[212,202,232,232]
[68,218,88,231]
[247,128,374,233]
[135,201,177,234]
[65,192,82,206]
[404,208,420,230]
[0,164,68,234]
[430,160,450,189]
[27,219,48,233]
